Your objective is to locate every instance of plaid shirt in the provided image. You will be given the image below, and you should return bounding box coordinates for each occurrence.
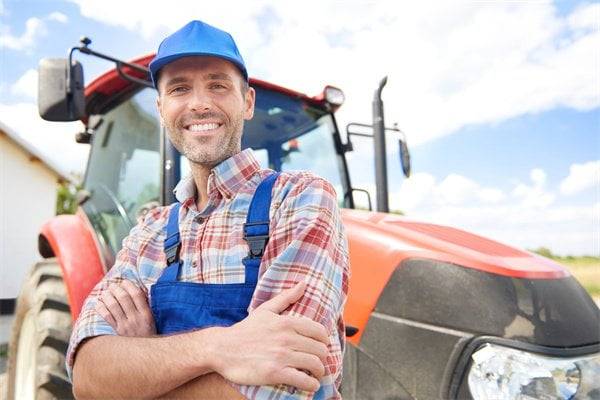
[66,148,349,399]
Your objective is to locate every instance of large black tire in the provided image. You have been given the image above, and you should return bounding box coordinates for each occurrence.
[6,259,73,400]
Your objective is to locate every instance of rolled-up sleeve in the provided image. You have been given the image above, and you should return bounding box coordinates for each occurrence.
[234,174,350,400]
[65,217,156,380]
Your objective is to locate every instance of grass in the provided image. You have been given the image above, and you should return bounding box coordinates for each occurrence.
[529,249,600,298]
[556,257,600,298]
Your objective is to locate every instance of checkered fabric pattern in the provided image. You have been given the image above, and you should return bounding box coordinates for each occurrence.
[66,148,349,399]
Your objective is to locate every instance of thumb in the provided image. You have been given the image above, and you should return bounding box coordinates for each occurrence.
[256,281,306,314]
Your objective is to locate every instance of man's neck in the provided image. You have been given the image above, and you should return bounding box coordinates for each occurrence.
[189,162,212,211]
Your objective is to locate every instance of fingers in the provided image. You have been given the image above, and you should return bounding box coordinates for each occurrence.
[288,316,329,345]
[95,300,117,327]
[95,280,156,337]
[286,335,329,364]
[120,280,153,319]
[286,352,325,380]
[99,289,127,322]
[108,283,138,316]
[277,367,320,393]
[257,281,306,314]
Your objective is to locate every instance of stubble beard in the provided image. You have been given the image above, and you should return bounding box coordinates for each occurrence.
[166,111,244,168]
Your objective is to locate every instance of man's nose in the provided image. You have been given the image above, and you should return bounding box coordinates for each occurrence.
[188,88,212,112]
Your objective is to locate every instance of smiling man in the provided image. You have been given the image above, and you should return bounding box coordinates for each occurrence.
[67,20,349,400]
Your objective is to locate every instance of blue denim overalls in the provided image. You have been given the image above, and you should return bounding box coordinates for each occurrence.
[150,173,280,334]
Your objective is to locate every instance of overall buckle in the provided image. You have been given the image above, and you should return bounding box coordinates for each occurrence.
[243,234,269,258]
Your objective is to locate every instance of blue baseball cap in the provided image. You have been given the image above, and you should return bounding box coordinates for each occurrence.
[149,20,248,88]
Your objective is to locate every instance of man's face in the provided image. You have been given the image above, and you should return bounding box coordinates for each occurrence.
[157,56,255,167]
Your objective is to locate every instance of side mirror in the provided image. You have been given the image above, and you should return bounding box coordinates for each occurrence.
[399,139,411,178]
[38,58,85,121]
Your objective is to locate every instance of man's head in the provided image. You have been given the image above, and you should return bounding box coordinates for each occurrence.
[150,20,255,167]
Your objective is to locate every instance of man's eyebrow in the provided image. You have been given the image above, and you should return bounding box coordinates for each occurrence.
[206,72,233,81]
[164,76,189,88]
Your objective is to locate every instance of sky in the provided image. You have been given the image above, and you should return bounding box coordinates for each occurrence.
[0,0,598,256]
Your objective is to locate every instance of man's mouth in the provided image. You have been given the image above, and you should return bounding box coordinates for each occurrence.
[184,122,223,133]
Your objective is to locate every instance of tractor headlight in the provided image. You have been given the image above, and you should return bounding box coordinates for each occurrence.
[468,343,600,399]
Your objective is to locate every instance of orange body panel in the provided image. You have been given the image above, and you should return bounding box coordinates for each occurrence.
[341,209,569,344]
[40,210,105,319]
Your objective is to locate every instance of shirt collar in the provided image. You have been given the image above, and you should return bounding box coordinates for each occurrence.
[173,148,261,203]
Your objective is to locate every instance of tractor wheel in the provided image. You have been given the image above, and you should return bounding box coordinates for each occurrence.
[6,258,73,400]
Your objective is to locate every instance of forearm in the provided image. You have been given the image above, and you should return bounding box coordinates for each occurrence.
[157,373,245,400]
[72,328,220,399]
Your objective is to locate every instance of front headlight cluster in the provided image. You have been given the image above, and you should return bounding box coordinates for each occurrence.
[468,343,600,399]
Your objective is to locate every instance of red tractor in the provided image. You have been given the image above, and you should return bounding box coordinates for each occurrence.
[7,38,600,400]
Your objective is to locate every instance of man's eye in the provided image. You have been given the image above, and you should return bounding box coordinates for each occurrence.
[169,86,188,94]
[210,83,228,90]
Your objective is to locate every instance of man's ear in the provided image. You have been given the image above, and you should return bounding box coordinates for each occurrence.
[243,87,256,120]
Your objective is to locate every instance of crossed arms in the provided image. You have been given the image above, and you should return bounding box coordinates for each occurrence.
[73,282,328,399]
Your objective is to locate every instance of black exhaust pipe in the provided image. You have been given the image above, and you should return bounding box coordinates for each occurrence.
[373,76,389,213]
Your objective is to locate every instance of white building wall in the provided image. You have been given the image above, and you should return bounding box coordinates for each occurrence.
[0,134,59,299]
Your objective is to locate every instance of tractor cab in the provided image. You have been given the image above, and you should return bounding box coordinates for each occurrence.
[37,38,406,265]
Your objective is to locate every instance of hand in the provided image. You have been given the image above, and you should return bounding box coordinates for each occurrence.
[211,282,329,392]
[95,280,156,337]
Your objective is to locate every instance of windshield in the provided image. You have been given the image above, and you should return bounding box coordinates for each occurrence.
[180,86,346,205]
[83,88,161,259]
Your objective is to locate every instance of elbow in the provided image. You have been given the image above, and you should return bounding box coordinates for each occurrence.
[72,382,88,400]
[71,362,93,400]
[72,351,104,400]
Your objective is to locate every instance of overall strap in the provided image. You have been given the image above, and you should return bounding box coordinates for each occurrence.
[158,202,182,283]
[242,172,280,285]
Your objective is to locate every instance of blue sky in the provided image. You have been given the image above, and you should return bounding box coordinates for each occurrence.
[1,0,598,255]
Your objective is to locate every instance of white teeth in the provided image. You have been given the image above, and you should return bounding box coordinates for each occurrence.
[188,123,219,132]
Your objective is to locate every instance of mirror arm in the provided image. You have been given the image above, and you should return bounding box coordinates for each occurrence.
[344,122,407,152]
[345,188,373,211]
[116,62,154,88]
[68,37,152,89]
[66,46,77,96]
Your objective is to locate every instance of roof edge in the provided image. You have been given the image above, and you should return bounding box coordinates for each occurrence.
[0,120,76,183]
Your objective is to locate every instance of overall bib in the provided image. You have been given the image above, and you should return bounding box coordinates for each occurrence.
[150,173,280,335]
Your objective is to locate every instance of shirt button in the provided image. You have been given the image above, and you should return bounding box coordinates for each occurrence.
[192,260,198,268]
[195,215,205,223]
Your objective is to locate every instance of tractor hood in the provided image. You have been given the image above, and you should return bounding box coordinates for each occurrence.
[341,209,600,350]
[341,208,568,280]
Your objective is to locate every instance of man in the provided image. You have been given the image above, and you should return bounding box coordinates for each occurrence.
[68,20,349,399]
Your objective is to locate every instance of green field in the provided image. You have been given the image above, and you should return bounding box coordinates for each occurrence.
[557,257,600,299]
[529,249,600,299]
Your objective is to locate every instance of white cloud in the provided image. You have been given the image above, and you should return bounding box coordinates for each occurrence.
[511,168,555,208]
[530,168,547,187]
[0,17,46,51]
[560,160,600,195]
[436,174,506,206]
[409,202,599,257]
[385,166,598,255]
[0,102,88,177]
[47,12,68,23]
[391,172,437,210]
[0,12,68,51]
[68,1,599,146]
[568,2,600,31]
[10,69,38,100]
